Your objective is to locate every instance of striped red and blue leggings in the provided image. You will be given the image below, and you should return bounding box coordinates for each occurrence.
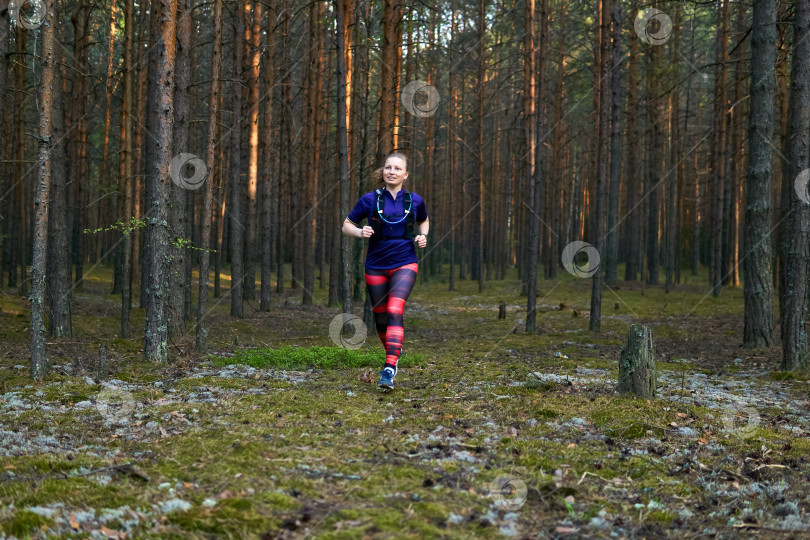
[364,262,418,367]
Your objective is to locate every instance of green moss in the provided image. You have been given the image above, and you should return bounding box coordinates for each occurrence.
[2,510,52,537]
[213,345,425,370]
[768,371,807,381]
[648,510,677,523]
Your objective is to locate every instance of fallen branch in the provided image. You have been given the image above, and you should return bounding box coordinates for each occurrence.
[59,462,151,483]
[577,471,630,485]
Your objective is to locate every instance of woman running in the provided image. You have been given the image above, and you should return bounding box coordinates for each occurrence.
[342,153,429,390]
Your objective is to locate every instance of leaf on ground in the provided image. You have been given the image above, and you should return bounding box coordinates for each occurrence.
[98,526,125,539]
[358,369,375,383]
[69,513,80,530]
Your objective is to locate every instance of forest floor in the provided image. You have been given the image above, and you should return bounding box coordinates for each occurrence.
[1,266,809,539]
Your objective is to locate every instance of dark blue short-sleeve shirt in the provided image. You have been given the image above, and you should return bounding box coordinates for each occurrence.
[347,188,428,270]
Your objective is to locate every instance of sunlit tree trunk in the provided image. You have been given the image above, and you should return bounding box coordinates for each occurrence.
[31,0,58,380]
[244,0,262,302]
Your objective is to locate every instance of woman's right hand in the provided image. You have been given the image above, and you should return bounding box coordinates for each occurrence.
[359,226,374,238]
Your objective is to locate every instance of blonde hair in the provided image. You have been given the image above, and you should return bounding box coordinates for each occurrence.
[369,152,408,188]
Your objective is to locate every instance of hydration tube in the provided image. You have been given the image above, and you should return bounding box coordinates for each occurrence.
[376,190,411,225]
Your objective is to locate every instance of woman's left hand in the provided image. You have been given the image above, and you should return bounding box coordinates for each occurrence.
[414,234,427,248]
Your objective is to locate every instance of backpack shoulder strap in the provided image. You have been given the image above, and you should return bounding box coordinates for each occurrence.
[374,188,385,215]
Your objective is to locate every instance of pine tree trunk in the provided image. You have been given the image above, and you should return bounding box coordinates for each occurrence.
[14,25,27,295]
[779,0,810,371]
[743,0,776,348]
[624,0,640,282]
[119,0,135,338]
[377,0,400,162]
[169,0,192,338]
[70,4,90,291]
[476,0,486,293]
[646,38,661,286]
[48,27,72,339]
[144,0,177,362]
[605,0,622,289]
[276,1,291,295]
[31,0,58,380]
[196,0,223,352]
[336,0,353,313]
[710,0,729,296]
[302,2,322,305]
[589,0,610,331]
[229,0,245,317]
[244,0,262,302]
[523,0,537,328]
[260,1,276,312]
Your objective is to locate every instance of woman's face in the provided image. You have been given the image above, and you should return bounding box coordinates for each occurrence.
[383,156,408,187]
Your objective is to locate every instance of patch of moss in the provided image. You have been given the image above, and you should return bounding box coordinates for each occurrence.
[648,510,677,523]
[2,509,53,537]
[213,345,425,370]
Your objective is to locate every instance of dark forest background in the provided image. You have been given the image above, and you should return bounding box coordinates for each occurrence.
[2,0,808,376]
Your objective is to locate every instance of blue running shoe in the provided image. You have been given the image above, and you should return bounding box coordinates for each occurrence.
[378,366,396,390]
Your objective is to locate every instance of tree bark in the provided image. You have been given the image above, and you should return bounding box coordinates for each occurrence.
[48,17,72,339]
[605,0,622,288]
[31,0,58,380]
[169,0,192,338]
[617,324,657,398]
[590,0,611,331]
[476,0,487,293]
[624,0,641,282]
[710,0,729,296]
[260,0,276,312]
[119,0,135,338]
[336,0,353,313]
[244,0,262,302]
[779,0,809,370]
[376,0,401,163]
[743,0,776,348]
[143,0,177,363]
[229,0,245,317]
[523,0,537,330]
[196,0,223,352]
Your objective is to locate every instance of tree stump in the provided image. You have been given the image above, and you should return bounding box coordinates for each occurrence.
[617,324,656,398]
[498,301,506,319]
